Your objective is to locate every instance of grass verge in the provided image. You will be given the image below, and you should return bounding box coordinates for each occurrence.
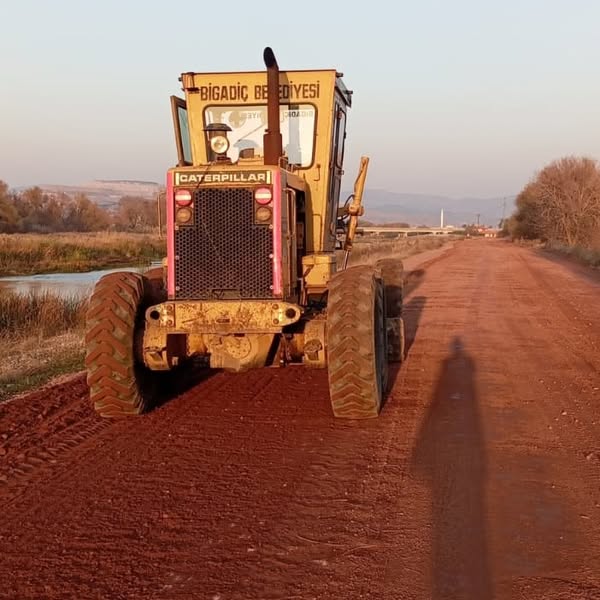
[544,241,600,268]
[0,341,84,402]
[344,235,451,266]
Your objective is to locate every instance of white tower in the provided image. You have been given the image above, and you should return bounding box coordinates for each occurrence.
[440,208,444,229]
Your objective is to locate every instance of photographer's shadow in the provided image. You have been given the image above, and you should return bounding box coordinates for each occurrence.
[411,337,493,599]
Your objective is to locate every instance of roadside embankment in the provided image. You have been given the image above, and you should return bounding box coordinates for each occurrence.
[544,241,600,268]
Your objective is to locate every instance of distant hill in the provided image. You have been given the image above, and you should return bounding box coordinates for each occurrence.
[355,189,515,228]
[22,179,513,227]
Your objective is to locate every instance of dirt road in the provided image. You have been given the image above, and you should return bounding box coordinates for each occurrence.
[1,240,599,600]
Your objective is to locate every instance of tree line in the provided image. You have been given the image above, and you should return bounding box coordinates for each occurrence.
[508,156,600,249]
[0,180,164,233]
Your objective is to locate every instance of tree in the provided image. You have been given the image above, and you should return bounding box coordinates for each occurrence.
[116,196,158,231]
[64,193,111,231]
[17,186,63,232]
[0,180,19,232]
[510,156,600,248]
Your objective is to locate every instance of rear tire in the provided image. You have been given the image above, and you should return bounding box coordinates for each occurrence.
[84,271,157,417]
[326,265,388,418]
[376,257,405,362]
[376,257,404,318]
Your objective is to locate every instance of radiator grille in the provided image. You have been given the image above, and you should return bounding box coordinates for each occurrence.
[174,187,273,300]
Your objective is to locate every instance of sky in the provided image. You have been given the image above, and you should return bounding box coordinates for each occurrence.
[1,0,599,199]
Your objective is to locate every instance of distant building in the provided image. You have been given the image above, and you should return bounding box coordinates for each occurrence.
[481,228,499,238]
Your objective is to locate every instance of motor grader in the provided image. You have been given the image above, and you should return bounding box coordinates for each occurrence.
[84,48,404,419]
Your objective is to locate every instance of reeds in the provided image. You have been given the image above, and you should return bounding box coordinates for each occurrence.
[0,290,87,339]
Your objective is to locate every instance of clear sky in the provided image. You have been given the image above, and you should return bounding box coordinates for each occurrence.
[1,0,599,198]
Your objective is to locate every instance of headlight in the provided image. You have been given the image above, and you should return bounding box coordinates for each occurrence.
[255,206,272,223]
[176,207,193,224]
[210,135,230,155]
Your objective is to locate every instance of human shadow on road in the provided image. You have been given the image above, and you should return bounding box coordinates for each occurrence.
[411,337,493,600]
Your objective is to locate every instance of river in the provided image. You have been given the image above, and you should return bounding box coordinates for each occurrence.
[0,265,157,297]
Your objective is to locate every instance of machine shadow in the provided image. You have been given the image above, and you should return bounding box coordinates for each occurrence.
[386,295,427,394]
[403,295,427,355]
[151,361,217,410]
[403,267,427,296]
[410,337,493,600]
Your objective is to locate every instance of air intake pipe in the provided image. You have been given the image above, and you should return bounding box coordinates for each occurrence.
[263,47,283,166]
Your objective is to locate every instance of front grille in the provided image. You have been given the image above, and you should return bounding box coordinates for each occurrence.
[174,187,273,300]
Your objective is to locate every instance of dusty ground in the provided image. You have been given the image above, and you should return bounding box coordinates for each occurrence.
[1,239,599,599]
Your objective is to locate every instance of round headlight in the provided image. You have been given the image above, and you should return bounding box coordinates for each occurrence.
[176,207,193,224]
[210,135,230,155]
[255,206,272,223]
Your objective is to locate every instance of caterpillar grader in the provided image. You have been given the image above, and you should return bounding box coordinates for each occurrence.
[84,48,404,419]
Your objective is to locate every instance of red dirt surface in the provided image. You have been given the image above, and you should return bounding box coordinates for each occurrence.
[1,240,599,600]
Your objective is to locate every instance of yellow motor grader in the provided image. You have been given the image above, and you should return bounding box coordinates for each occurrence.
[84,48,404,419]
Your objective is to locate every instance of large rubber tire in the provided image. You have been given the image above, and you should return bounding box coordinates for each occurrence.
[326,265,388,419]
[84,271,156,417]
[375,257,404,318]
[376,257,405,362]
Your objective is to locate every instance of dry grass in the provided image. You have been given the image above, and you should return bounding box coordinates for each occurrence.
[0,232,166,276]
[545,241,600,268]
[0,290,87,339]
[0,333,84,402]
[344,235,450,266]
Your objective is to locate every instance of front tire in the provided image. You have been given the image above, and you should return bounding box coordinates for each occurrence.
[326,265,388,418]
[84,271,157,417]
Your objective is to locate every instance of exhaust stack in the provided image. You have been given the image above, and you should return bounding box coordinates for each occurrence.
[263,47,283,166]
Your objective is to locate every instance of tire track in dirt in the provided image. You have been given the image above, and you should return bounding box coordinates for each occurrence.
[0,376,111,498]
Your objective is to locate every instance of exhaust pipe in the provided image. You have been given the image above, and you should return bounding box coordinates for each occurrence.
[263,47,283,166]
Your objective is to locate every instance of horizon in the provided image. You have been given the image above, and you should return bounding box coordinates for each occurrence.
[8,177,516,204]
